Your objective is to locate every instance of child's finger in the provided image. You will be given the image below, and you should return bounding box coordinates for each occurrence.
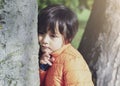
[49,57,55,62]
[40,60,47,64]
[43,53,50,58]
[40,56,52,66]
[45,60,52,66]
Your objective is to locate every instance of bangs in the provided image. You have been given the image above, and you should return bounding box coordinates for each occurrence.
[38,13,48,34]
[38,14,58,34]
[48,18,58,34]
[38,16,66,35]
[48,19,66,35]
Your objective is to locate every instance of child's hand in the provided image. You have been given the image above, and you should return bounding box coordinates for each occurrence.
[40,53,55,66]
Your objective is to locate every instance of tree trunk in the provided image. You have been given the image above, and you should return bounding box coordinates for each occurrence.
[0,0,39,86]
[78,0,120,86]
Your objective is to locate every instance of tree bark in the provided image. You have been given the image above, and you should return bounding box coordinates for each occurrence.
[78,0,120,86]
[0,0,39,86]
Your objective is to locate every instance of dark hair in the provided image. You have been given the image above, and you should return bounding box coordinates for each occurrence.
[38,4,79,42]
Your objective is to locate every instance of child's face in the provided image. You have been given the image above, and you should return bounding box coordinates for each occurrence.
[38,27,65,54]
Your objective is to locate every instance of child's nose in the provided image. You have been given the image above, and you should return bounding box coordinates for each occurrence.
[42,35,49,44]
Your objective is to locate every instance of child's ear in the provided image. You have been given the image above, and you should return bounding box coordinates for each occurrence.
[65,40,69,44]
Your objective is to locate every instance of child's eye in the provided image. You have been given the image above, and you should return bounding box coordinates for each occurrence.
[50,34,57,38]
[39,32,45,35]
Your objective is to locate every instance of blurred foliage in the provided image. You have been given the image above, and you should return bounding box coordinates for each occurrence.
[0,25,2,30]
[37,0,94,12]
[0,0,4,30]
[0,0,4,9]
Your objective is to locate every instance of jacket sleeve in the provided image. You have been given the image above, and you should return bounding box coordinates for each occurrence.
[63,56,94,86]
[39,69,47,86]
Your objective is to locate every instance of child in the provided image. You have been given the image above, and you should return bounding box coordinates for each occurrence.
[38,4,94,86]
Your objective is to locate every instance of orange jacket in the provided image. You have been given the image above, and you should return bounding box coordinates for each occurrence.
[40,44,94,86]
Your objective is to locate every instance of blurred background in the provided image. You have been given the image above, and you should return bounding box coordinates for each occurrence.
[37,0,94,49]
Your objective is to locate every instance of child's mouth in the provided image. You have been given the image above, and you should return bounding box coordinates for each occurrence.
[41,46,52,53]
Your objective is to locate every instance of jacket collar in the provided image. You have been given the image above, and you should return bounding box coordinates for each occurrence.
[51,43,71,58]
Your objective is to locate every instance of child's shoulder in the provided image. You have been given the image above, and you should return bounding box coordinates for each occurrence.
[63,44,82,57]
[63,46,89,71]
[60,44,84,63]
